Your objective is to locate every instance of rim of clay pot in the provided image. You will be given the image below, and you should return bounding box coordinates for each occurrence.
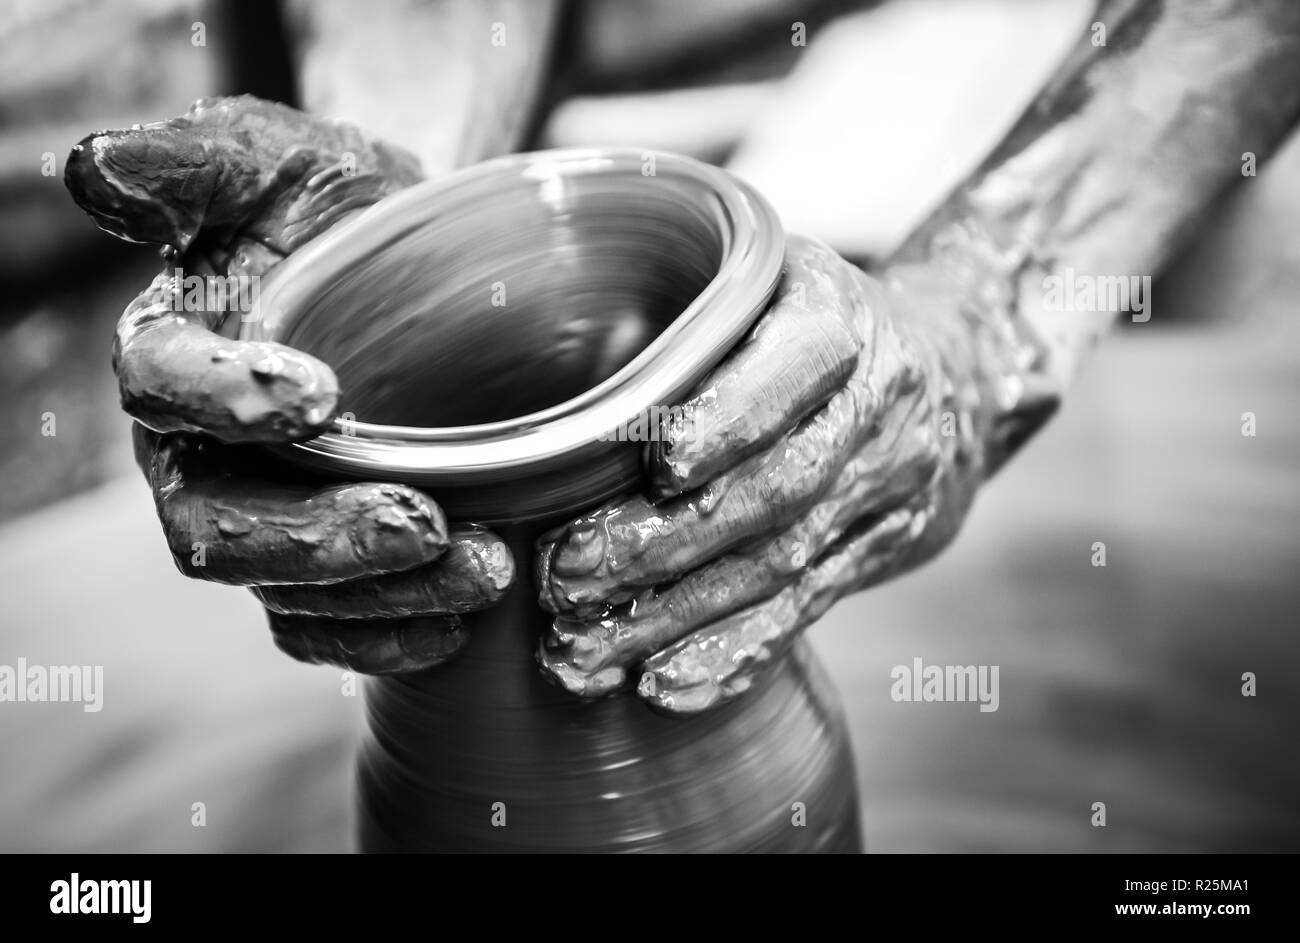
[241,147,785,522]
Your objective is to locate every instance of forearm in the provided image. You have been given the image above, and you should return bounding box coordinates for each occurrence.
[890,0,1300,482]
[282,0,561,177]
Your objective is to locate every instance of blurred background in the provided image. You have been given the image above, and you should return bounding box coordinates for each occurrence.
[1,0,1297,851]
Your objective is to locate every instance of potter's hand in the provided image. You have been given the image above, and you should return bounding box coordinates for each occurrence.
[68,96,515,674]
[532,0,1300,715]
[537,232,1049,713]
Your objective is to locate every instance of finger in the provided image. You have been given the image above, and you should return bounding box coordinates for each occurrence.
[254,526,515,619]
[540,398,857,616]
[64,95,423,251]
[538,328,924,615]
[637,500,925,716]
[538,543,804,700]
[136,425,449,585]
[267,611,467,675]
[114,273,340,443]
[647,235,867,499]
[538,390,935,697]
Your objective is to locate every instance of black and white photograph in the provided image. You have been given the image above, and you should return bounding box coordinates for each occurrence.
[0,0,1295,889]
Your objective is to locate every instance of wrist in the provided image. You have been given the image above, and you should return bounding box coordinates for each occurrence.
[882,218,1056,499]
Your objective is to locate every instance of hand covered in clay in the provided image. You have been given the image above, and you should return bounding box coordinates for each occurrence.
[66,96,515,674]
[536,230,1052,714]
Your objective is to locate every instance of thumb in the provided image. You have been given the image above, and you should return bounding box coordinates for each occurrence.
[65,94,423,252]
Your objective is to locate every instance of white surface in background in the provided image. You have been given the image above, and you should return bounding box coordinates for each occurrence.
[542,81,779,160]
[728,0,1092,258]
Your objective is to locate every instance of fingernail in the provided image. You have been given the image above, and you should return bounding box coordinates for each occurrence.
[553,524,606,577]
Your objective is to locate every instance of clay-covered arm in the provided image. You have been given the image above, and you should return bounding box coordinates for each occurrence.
[893,0,1300,476]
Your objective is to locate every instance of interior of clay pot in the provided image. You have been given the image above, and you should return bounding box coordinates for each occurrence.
[280,167,726,427]
[245,150,784,520]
